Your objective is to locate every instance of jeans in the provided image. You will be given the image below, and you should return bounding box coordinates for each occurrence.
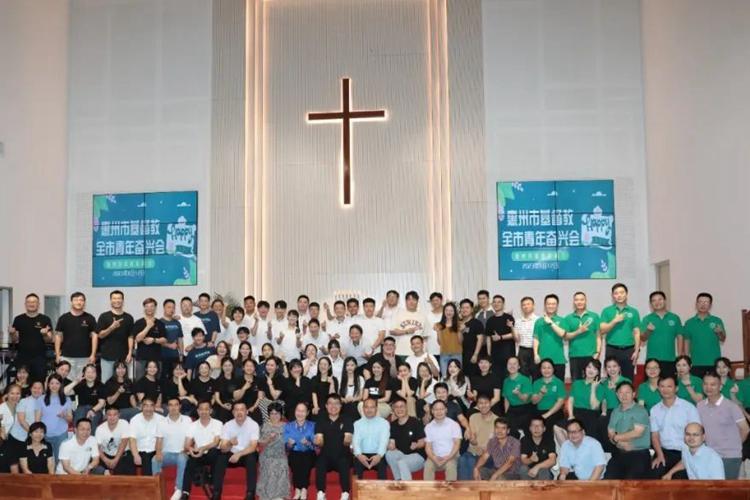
[385,450,425,480]
[439,354,461,378]
[62,357,89,380]
[519,464,552,480]
[423,456,457,480]
[457,452,479,480]
[47,433,68,462]
[73,405,102,429]
[153,452,188,490]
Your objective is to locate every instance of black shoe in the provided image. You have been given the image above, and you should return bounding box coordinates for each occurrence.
[246,492,255,500]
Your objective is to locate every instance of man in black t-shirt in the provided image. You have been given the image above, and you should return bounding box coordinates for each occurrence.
[385,397,426,480]
[484,295,515,386]
[96,290,135,383]
[519,416,557,480]
[54,291,98,379]
[314,394,353,498]
[10,293,53,382]
[459,299,485,377]
[132,298,167,379]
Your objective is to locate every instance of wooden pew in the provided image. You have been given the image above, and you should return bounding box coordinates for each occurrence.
[0,473,166,500]
[353,480,750,500]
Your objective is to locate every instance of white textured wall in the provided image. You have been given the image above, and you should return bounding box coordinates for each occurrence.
[0,0,69,314]
[642,0,750,360]
[66,0,212,312]
[482,0,653,317]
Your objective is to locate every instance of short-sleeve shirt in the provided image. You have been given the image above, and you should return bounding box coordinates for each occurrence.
[133,377,162,403]
[129,413,164,453]
[96,311,135,361]
[600,304,640,347]
[186,418,223,448]
[10,395,43,442]
[189,378,216,403]
[104,378,134,409]
[636,381,661,411]
[467,412,498,456]
[391,310,428,356]
[559,436,606,479]
[503,373,532,407]
[697,396,745,458]
[221,418,260,453]
[677,375,704,404]
[157,414,192,453]
[315,415,354,457]
[520,434,556,463]
[564,311,600,358]
[56,312,97,358]
[533,316,566,364]
[608,403,651,450]
[56,436,98,474]
[95,419,132,456]
[75,381,105,408]
[40,394,72,436]
[682,443,725,479]
[532,376,565,411]
[184,345,215,373]
[683,315,724,367]
[363,377,391,400]
[436,325,462,354]
[738,378,750,409]
[132,318,165,361]
[649,397,701,450]
[12,313,53,360]
[390,416,426,457]
[161,318,184,360]
[486,435,521,473]
[640,312,682,361]
[471,372,501,400]
[570,379,605,410]
[424,417,461,457]
[601,376,630,411]
[194,311,221,342]
[23,442,54,473]
[460,318,485,359]
[485,313,516,359]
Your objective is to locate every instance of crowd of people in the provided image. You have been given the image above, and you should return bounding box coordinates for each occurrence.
[0,284,748,500]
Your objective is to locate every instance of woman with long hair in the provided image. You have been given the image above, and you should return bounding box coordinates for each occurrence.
[531,358,566,444]
[40,375,72,461]
[104,361,138,421]
[637,359,662,411]
[360,359,392,418]
[134,360,163,411]
[259,356,285,422]
[257,343,276,378]
[0,384,23,472]
[444,359,469,410]
[206,341,231,378]
[65,363,105,429]
[435,302,462,375]
[416,362,437,420]
[188,361,216,411]
[161,362,194,415]
[311,357,338,417]
[285,360,313,420]
[338,357,364,420]
[213,357,239,422]
[232,358,264,424]
[676,355,704,404]
[233,341,254,377]
[19,422,54,474]
[715,357,740,401]
[301,344,319,379]
[503,356,533,438]
[565,358,605,445]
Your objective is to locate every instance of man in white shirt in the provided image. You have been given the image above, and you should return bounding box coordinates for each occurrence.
[405,335,439,378]
[57,418,100,475]
[326,301,352,342]
[274,309,302,362]
[213,401,260,500]
[475,290,494,327]
[514,297,538,378]
[129,398,164,475]
[229,327,252,359]
[424,292,444,357]
[391,291,428,357]
[179,400,223,499]
[378,290,401,329]
[178,296,204,353]
[95,405,135,475]
[301,319,330,357]
[423,400,462,480]
[297,294,312,326]
[346,298,365,322]
[360,298,387,354]
[269,300,288,339]
[153,397,192,500]
[342,324,372,366]
[249,300,271,357]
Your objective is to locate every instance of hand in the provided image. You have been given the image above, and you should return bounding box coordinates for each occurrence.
[144,337,154,345]
[512,386,521,395]
[55,354,61,363]
[646,322,655,332]
[268,432,278,441]
[357,454,370,468]
[506,319,514,328]
[661,472,673,480]
[618,440,633,452]
[154,452,163,464]
[534,355,541,364]
[578,322,589,334]
[714,325,724,337]
[300,438,310,446]
[614,312,625,323]
[630,349,639,363]
[112,318,122,329]
[731,384,739,395]
[88,355,96,364]
[324,303,330,311]
[133,453,142,466]
[543,315,552,325]
[492,334,502,341]
[530,451,539,463]
[539,385,548,394]
[370,455,382,467]
[146,317,155,328]
[229,453,241,464]
[40,326,51,335]
[651,454,665,469]
[125,353,132,364]
[472,468,481,481]
[409,442,418,451]
[118,385,126,393]
[527,466,539,478]
[470,355,478,364]
[287,438,295,447]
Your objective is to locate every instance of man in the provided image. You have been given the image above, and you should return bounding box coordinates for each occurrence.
[458,394,499,479]
[472,417,521,480]
[95,405,135,475]
[184,329,215,378]
[385,397,425,480]
[558,418,606,480]
[696,371,749,479]
[360,298,386,355]
[274,309,302,362]
[404,335,439,378]
[211,299,229,340]
[10,293,54,382]
[432,383,470,429]
[96,290,135,383]
[308,301,326,332]
[269,300,288,342]
[519,416,557,480]
[367,336,399,379]
[194,293,221,345]
[514,297,538,378]
[469,357,502,414]
[214,401,259,500]
[663,423,725,480]
[640,291,682,377]
[600,283,641,381]
[343,324,371,366]
[564,292,601,381]
[133,298,167,379]
[346,298,364,321]
[390,291,428,359]
[423,400,462,480]
[301,318,329,357]
[683,293,726,377]
[55,291,98,379]
[179,400,222,499]
[485,295,515,385]
[249,300,271,355]
[177,297,204,353]
[314,394,353,500]
[377,290,401,328]
[474,290,493,327]
[56,418,100,474]
[297,294,311,325]
[649,375,701,479]
[242,295,257,323]
[459,299,485,376]
[325,301,352,342]
[424,292,444,358]
[532,294,566,380]
[153,397,192,500]
[604,381,651,479]
[353,398,390,479]
[161,299,185,381]
[129,398,164,475]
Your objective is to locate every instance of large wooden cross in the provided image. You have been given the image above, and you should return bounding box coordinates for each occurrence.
[307,78,386,205]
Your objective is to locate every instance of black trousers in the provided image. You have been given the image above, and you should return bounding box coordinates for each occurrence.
[657,361,676,378]
[288,450,315,488]
[354,453,387,479]
[606,345,635,381]
[691,365,714,378]
[182,449,220,495]
[604,448,651,479]
[569,356,593,381]
[16,355,47,383]
[518,347,536,378]
[316,453,351,493]
[100,452,136,475]
[213,451,258,496]
[138,451,156,475]
[506,404,532,439]
[650,448,688,479]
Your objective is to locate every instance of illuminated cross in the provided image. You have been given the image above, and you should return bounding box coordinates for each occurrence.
[307,78,386,205]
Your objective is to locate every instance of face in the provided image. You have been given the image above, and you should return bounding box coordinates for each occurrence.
[606,360,621,378]
[146,362,158,377]
[345,360,357,373]
[658,378,676,399]
[294,403,309,421]
[329,344,340,358]
[84,366,97,381]
[431,402,446,420]
[492,296,504,312]
[305,345,317,358]
[31,382,44,398]
[460,302,473,318]
[447,361,459,376]
[573,294,586,311]
[6,387,20,404]
[180,300,193,315]
[30,427,45,442]
[76,422,92,440]
[645,361,661,379]
[25,295,40,314]
[217,343,228,357]
[334,303,346,318]
[529,419,545,437]
[676,358,690,375]
[233,403,247,422]
[544,297,558,315]
[258,305,269,317]
[57,364,70,378]
[198,296,210,310]
[71,295,86,311]
[48,378,61,392]
[444,305,456,319]
[479,360,491,373]
[106,409,120,425]
[164,302,175,317]
[410,338,423,353]
[386,292,398,307]
[288,313,299,326]
[144,301,156,316]
[585,363,599,380]
[431,296,443,310]
[193,332,206,345]
[418,365,431,380]
[233,310,244,322]
[540,362,553,378]
[405,296,418,310]
[266,360,277,375]
[477,294,489,308]
[198,363,210,378]
[142,400,155,417]
[110,293,124,310]
[244,297,256,313]
[650,294,666,311]
[274,307,285,319]
[308,305,318,318]
[392,400,407,418]
[318,358,330,375]
[716,361,730,377]
[197,403,211,419]
[477,397,490,415]
[520,299,534,315]
[372,362,383,378]
[240,344,251,358]
[309,322,320,335]
[222,360,234,375]
[435,387,448,401]
[16,369,28,382]
[297,297,309,312]
[173,365,186,379]
[325,397,341,416]
[347,302,358,317]
[702,376,720,398]
[507,358,519,374]
[616,384,634,405]
[612,286,627,304]
[364,302,376,316]
[168,399,180,415]
[398,365,410,379]
[696,296,712,314]
[567,423,584,444]
[363,399,377,418]
[291,364,302,378]
[383,341,395,356]
[243,361,256,376]
[349,329,361,342]
[684,423,705,449]
[262,344,273,358]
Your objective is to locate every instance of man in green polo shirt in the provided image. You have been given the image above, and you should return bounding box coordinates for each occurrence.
[604,381,651,479]
[683,292,725,377]
[564,292,601,381]
[532,294,566,380]
[640,291,683,378]
[600,283,641,380]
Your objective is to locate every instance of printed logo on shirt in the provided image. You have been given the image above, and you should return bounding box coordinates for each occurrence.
[625,313,633,319]
[668,320,675,326]
[709,322,716,329]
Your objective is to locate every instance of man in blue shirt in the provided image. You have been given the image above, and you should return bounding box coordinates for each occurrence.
[193,293,220,345]
[160,299,184,381]
[558,418,606,480]
[663,422,725,479]
[184,329,214,378]
[353,397,390,479]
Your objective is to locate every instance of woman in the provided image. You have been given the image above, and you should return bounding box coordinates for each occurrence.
[301,344,319,379]
[285,360,313,420]
[284,402,316,500]
[161,362,194,415]
[12,366,31,398]
[566,359,605,445]
[257,343,276,378]
[675,355,704,404]
[65,363,105,429]
[602,356,630,415]
[392,362,418,417]
[188,361,216,408]
[0,384,23,472]
[104,361,138,421]
[133,360,163,411]
[257,402,290,500]
[715,357,740,401]
[416,362,437,419]
[444,359,470,410]
[232,358,264,424]
[40,374,72,461]
[531,358,565,444]
[19,422,54,474]
[222,306,246,345]
[311,357,338,417]
[360,359,392,418]
[338,357,364,420]
[637,358,662,411]
[259,356,285,422]
[213,357,239,422]
[327,340,344,382]
[503,356,533,438]
[233,341,254,377]
[206,341,231,378]
[435,302,462,375]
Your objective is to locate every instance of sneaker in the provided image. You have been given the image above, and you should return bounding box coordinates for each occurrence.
[170,490,182,500]
[293,489,300,500]
[300,489,308,500]
[316,492,326,500]
[341,493,349,500]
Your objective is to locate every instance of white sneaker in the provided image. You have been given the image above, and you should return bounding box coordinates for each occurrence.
[170,490,182,500]
[341,493,350,500]
[300,489,308,500]
[316,492,326,500]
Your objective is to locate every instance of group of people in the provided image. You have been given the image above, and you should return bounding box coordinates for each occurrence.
[0,284,747,500]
